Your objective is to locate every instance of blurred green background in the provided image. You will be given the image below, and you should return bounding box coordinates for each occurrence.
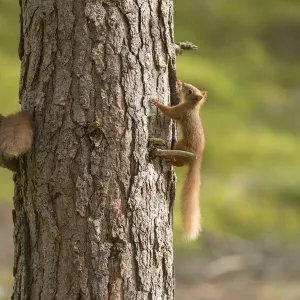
[174,0,300,248]
[0,0,300,299]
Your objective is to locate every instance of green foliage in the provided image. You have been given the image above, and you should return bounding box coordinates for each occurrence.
[0,1,300,247]
[0,1,19,57]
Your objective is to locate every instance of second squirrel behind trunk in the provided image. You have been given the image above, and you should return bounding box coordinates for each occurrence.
[0,111,34,171]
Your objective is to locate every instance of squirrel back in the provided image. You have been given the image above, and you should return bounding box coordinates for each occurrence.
[0,111,33,157]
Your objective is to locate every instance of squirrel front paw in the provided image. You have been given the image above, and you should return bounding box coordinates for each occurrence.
[151,98,159,106]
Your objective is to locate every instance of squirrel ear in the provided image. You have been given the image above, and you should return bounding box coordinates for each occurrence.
[198,95,203,101]
[202,91,207,96]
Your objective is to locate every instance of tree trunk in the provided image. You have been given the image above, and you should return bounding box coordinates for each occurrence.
[13,0,177,299]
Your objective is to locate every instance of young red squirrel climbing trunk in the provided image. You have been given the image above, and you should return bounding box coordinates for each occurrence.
[152,81,207,240]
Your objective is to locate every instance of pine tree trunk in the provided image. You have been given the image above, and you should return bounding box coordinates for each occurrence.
[12,0,177,299]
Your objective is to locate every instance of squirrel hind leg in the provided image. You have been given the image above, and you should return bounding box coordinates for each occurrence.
[0,154,19,172]
[172,139,191,166]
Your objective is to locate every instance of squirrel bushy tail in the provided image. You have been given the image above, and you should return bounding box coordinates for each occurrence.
[0,111,33,157]
[181,157,201,240]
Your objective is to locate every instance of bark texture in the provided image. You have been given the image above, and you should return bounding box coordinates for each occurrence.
[13,0,177,299]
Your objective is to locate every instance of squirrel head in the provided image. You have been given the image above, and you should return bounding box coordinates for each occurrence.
[178,81,207,106]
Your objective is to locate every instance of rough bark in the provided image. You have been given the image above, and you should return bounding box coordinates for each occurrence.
[13,0,177,299]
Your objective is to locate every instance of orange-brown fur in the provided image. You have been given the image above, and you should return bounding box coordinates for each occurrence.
[152,82,206,240]
[0,111,33,157]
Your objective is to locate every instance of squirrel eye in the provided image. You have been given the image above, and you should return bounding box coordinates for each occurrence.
[188,89,193,95]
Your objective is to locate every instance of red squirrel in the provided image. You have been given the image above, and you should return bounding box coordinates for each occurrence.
[152,81,207,240]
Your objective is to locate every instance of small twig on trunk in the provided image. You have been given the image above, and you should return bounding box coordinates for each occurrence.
[175,41,198,55]
[153,149,195,159]
[148,138,195,159]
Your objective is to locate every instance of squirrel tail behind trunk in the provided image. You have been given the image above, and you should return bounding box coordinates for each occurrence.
[181,158,201,240]
[0,111,33,157]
